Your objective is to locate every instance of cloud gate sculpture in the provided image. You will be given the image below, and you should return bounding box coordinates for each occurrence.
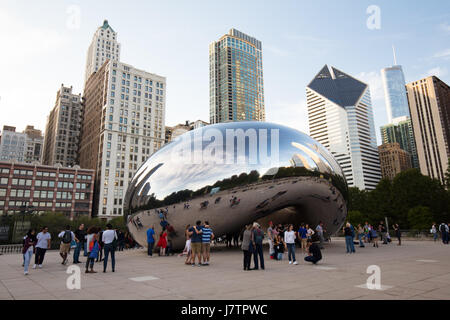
[124,122,348,250]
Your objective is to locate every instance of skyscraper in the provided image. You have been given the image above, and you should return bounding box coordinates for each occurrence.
[380,116,419,168]
[381,65,410,122]
[306,65,381,190]
[42,85,83,167]
[80,59,166,218]
[0,125,44,163]
[84,20,121,85]
[209,28,265,124]
[406,76,450,184]
[379,56,419,169]
[23,126,44,164]
[0,126,27,162]
[378,142,412,180]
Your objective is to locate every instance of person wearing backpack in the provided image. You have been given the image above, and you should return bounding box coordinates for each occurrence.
[251,222,265,270]
[58,225,75,265]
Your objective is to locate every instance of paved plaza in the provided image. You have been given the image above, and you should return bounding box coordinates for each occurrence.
[0,239,449,300]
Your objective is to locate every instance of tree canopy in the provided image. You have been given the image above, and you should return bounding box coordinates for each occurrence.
[348,169,449,229]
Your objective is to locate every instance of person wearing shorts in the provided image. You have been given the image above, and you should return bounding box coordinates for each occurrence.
[58,226,75,265]
[201,221,214,265]
[298,224,308,254]
[188,220,203,266]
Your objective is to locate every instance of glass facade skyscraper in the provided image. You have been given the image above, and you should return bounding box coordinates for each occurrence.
[306,65,381,190]
[381,65,410,123]
[380,64,419,172]
[380,116,419,169]
[209,29,265,124]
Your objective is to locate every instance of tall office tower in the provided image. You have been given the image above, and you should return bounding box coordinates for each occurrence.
[209,28,265,124]
[380,116,419,168]
[84,20,121,85]
[380,60,419,169]
[0,126,27,162]
[23,125,44,163]
[381,65,410,122]
[42,85,83,167]
[406,76,450,184]
[306,65,382,190]
[80,60,166,218]
[378,143,412,180]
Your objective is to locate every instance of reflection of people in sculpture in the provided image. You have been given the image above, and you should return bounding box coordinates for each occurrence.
[135,216,143,229]
[230,196,240,207]
[200,201,209,209]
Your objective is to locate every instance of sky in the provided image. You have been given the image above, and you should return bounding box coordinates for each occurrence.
[0,0,449,145]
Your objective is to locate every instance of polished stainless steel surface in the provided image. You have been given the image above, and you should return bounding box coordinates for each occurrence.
[124,122,348,250]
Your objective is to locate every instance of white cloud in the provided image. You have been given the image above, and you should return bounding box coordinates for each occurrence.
[266,99,309,134]
[440,23,450,34]
[433,48,450,60]
[264,45,290,57]
[424,67,448,78]
[283,34,332,44]
[357,70,388,145]
[357,71,384,102]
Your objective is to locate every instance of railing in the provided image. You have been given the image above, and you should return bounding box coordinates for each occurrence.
[0,244,23,255]
[334,229,440,240]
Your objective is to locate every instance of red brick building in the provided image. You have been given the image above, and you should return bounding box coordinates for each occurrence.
[0,162,94,219]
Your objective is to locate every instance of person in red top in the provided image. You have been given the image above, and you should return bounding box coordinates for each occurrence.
[157,228,168,256]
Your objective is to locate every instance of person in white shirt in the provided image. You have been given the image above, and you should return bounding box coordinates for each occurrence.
[284,224,298,265]
[33,226,51,269]
[267,221,274,257]
[102,224,118,273]
[306,224,315,240]
[58,225,75,265]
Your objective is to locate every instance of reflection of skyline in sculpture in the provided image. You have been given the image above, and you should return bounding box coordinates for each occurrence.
[124,122,348,250]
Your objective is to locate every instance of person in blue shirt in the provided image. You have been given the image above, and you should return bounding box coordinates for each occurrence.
[201,221,214,265]
[188,221,203,266]
[297,223,308,255]
[146,225,155,256]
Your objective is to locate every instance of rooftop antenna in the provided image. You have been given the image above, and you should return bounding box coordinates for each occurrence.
[392,45,398,65]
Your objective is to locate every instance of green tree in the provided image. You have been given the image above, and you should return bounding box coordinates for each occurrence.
[391,169,449,226]
[445,157,450,189]
[407,206,434,230]
[347,210,365,226]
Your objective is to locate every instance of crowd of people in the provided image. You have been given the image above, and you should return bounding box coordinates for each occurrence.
[21,224,129,275]
[146,219,327,270]
[341,221,450,254]
[146,220,214,266]
[21,218,450,276]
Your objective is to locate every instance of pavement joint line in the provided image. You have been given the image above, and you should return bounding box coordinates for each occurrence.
[314,266,337,270]
[416,259,438,263]
[129,276,160,282]
[355,284,394,291]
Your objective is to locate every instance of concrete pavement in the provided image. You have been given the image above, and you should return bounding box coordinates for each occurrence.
[0,239,449,300]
